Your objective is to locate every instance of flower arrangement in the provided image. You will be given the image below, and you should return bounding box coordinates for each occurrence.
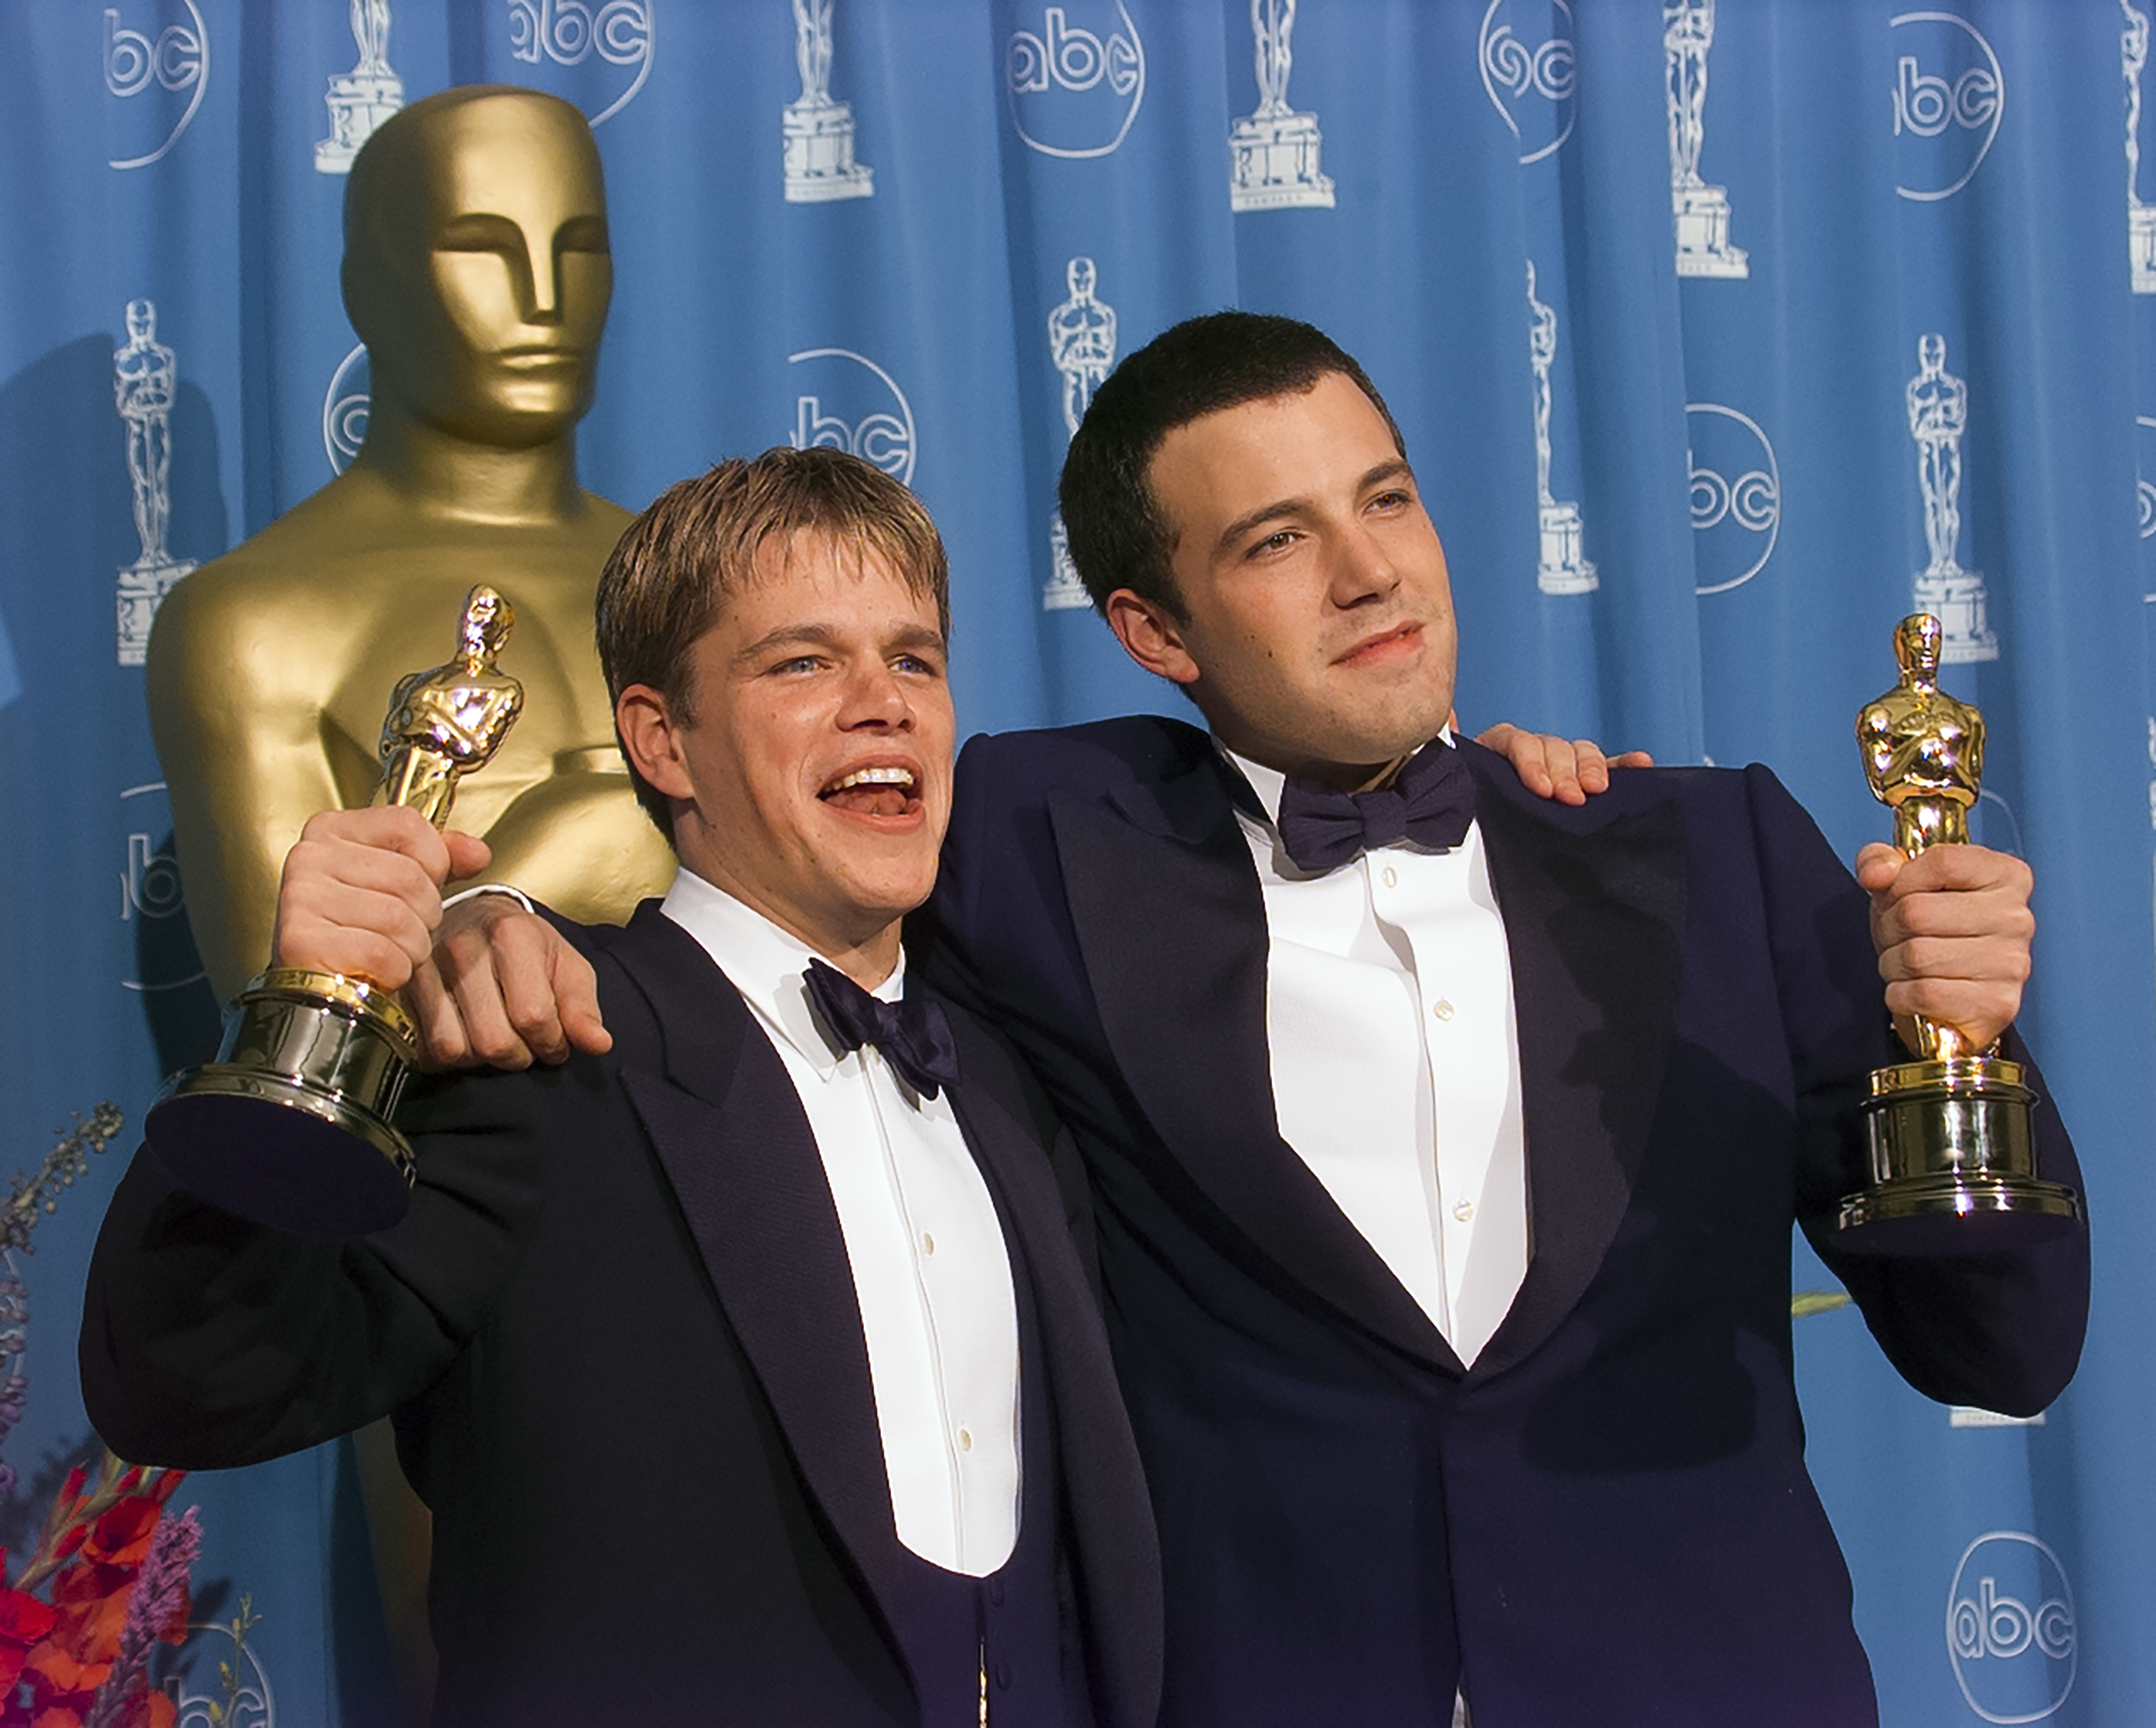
[0,1453,197,1728]
[0,1106,247,1728]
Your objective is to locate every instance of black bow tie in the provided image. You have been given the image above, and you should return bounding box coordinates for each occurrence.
[1272,740,1475,873]
[803,960,960,1100]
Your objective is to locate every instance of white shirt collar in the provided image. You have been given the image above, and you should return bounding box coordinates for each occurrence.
[659,867,906,1080]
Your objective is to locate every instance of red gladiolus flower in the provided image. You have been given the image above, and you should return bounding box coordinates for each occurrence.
[78,1504,157,1572]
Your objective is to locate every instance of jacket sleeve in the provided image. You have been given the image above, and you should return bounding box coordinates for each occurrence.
[1747,764,2090,1415]
[77,1060,572,1471]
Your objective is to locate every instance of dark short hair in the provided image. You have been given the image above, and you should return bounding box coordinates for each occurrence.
[1057,311,1406,617]
[595,446,951,840]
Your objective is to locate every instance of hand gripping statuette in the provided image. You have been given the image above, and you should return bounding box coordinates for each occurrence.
[1837,614,2079,1251]
[145,586,524,1234]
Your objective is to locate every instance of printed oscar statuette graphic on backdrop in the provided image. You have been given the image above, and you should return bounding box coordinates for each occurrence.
[783,0,874,202]
[314,0,404,174]
[1229,0,1334,212]
[1907,333,1997,662]
[1664,0,1747,277]
[1836,614,2078,1251]
[1044,257,1115,612]
[2126,0,2156,292]
[1526,262,1596,595]
[113,300,196,667]
[144,587,525,1236]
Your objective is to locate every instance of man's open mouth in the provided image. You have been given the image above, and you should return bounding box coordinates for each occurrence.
[819,765,921,817]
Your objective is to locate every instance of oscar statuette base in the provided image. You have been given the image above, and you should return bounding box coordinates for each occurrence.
[1835,1054,2079,1256]
[144,968,419,1236]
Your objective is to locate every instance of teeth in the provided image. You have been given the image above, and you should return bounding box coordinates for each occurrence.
[829,766,915,792]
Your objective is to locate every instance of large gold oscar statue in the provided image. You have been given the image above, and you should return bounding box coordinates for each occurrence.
[142,87,673,1726]
[144,84,671,1004]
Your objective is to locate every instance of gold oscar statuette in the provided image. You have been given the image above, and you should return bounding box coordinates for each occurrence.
[144,585,525,1235]
[1835,613,2080,1250]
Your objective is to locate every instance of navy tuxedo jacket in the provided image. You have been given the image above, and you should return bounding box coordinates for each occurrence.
[81,903,1162,1728]
[913,717,2088,1728]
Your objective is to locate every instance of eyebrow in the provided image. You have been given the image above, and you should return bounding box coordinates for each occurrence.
[1210,458,1418,559]
[734,620,948,664]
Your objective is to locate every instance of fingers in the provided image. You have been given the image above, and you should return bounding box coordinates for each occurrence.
[272,807,455,988]
[1862,843,2035,1053]
[413,896,610,1071]
[406,954,476,1069]
[1470,725,1642,806]
[1470,724,1546,793]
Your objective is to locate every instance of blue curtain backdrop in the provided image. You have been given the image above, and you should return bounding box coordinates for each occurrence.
[1,2,2150,1722]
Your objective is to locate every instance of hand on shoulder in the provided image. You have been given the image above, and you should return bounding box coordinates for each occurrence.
[1471,722,1654,805]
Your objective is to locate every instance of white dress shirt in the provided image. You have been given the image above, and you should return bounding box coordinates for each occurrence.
[1222,743,1529,1366]
[662,869,1021,1575]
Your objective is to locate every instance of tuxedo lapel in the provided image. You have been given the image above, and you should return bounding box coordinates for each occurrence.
[602,906,918,1653]
[1458,744,1685,1377]
[1046,737,1687,1381]
[1049,758,1455,1372]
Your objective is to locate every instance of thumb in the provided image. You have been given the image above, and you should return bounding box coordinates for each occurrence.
[441,829,494,886]
[1853,842,1906,895]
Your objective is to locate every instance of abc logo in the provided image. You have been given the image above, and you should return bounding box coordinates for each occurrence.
[788,348,917,485]
[1945,1531,2076,1724]
[103,0,208,170]
[2135,415,2156,542]
[1005,2,1146,159]
[1685,403,1780,596]
[322,346,371,477]
[1889,11,2004,201]
[1478,0,1580,164]
[505,0,654,126]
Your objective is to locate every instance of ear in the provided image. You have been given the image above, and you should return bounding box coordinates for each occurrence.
[615,685,697,801]
[1103,589,1200,686]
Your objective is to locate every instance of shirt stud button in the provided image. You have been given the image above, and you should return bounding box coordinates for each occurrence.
[1453,1198,1475,1222]
[1381,865,1399,889]
[958,1426,973,1452]
[921,1232,936,1256]
[1432,998,1456,1022]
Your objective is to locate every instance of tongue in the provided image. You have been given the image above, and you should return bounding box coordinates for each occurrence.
[824,784,911,817]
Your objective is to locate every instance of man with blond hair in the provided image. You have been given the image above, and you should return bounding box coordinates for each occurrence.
[84,447,1162,1728]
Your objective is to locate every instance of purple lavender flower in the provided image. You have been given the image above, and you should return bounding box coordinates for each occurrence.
[84,1503,203,1728]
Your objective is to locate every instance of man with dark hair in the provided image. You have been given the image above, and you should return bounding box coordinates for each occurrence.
[83,446,1163,1728]
[911,311,2088,1726]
